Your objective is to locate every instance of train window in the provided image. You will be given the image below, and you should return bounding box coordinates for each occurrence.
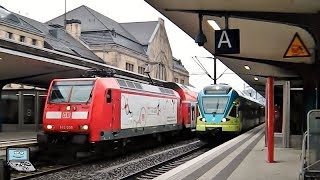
[134,83,142,90]
[159,87,166,94]
[117,79,127,88]
[49,86,71,103]
[126,81,135,89]
[69,85,94,103]
[202,97,228,114]
[167,89,174,95]
[49,80,94,103]
[229,105,237,117]
[106,89,112,103]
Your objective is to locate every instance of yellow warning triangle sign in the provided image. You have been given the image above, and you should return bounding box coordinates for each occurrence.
[284,33,310,58]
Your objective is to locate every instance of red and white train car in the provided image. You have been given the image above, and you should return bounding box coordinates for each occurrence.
[164,82,198,131]
[38,77,198,148]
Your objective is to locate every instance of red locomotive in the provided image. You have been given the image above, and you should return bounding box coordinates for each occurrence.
[37,75,198,155]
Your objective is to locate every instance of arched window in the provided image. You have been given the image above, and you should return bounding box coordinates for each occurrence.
[156,63,167,80]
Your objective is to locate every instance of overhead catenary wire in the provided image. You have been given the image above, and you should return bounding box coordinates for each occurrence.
[191,56,229,81]
[192,56,214,81]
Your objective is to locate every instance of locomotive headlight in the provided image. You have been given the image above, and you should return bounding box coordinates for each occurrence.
[46,125,53,129]
[80,125,89,130]
[200,118,206,122]
[221,118,227,122]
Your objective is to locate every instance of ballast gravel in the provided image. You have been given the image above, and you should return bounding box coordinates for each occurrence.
[30,139,203,180]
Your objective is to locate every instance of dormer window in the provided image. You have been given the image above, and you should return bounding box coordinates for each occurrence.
[19,35,25,42]
[32,39,37,46]
[6,32,12,39]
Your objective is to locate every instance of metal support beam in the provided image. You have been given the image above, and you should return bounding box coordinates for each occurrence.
[34,92,40,132]
[282,81,290,148]
[267,77,274,163]
[214,57,217,84]
[18,91,24,130]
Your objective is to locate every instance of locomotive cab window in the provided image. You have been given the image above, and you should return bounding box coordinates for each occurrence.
[202,97,229,114]
[49,80,95,103]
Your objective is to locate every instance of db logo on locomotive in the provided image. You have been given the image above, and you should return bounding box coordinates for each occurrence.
[62,112,71,118]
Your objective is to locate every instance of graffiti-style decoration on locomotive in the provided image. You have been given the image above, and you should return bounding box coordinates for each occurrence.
[196,84,265,136]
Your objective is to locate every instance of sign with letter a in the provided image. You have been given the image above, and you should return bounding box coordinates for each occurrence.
[215,29,240,54]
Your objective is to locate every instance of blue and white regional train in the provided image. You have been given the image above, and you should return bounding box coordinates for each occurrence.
[196,84,265,135]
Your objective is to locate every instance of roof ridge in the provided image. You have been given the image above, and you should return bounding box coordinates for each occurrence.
[83,5,109,31]
[83,5,140,44]
[10,13,44,34]
[45,5,85,24]
[120,21,158,24]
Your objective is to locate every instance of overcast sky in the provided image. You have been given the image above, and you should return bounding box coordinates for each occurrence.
[0,0,250,91]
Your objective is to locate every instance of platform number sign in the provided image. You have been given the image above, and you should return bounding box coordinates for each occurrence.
[215,29,240,54]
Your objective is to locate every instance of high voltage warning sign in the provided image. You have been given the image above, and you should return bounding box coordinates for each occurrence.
[284,33,310,58]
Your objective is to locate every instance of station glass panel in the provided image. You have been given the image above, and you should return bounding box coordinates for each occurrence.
[38,95,46,125]
[0,94,18,124]
[23,95,34,124]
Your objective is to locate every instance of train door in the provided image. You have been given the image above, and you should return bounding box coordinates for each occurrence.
[189,103,197,130]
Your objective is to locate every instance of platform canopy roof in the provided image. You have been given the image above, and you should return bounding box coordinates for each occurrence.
[145,0,320,96]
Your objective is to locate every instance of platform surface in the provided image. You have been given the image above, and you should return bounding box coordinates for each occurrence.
[0,131,37,159]
[155,124,301,180]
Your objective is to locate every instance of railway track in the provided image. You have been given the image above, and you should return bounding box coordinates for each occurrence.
[7,138,209,180]
[119,144,210,180]
[10,162,78,180]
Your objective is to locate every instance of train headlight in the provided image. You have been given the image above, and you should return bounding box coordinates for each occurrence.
[200,118,206,122]
[221,118,230,122]
[80,125,89,130]
[46,125,53,129]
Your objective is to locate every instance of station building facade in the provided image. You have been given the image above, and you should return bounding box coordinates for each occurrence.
[47,5,190,84]
[0,5,190,131]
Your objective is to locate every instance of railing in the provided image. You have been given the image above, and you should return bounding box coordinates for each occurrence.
[300,110,320,179]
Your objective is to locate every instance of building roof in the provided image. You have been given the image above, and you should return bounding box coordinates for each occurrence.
[47,5,189,75]
[80,31,147,55]
[0,13,43,36]
[173,57,188,73]
[47,5,147,56]
[0,10,102,62]
[121,21,158,45]
[47,5,138,43]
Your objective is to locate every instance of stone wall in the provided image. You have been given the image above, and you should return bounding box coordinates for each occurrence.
[0,24,44,48]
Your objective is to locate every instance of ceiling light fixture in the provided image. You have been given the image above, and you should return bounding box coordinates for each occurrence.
[244,65,250,70]
[207,20,221,30]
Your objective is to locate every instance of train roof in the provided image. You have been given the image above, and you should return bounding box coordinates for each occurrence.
[201,84,265,106]
[163,82,198,101]
[51,77,179,97]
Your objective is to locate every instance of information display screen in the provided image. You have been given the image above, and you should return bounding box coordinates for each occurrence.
[7,148,29,162]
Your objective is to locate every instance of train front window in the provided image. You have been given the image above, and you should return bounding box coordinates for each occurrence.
[49,80,95,103]
[202,97,229,114]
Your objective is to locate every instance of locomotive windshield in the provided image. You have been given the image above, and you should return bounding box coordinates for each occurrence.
[49,80,95,103]
[202,97,229,114]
